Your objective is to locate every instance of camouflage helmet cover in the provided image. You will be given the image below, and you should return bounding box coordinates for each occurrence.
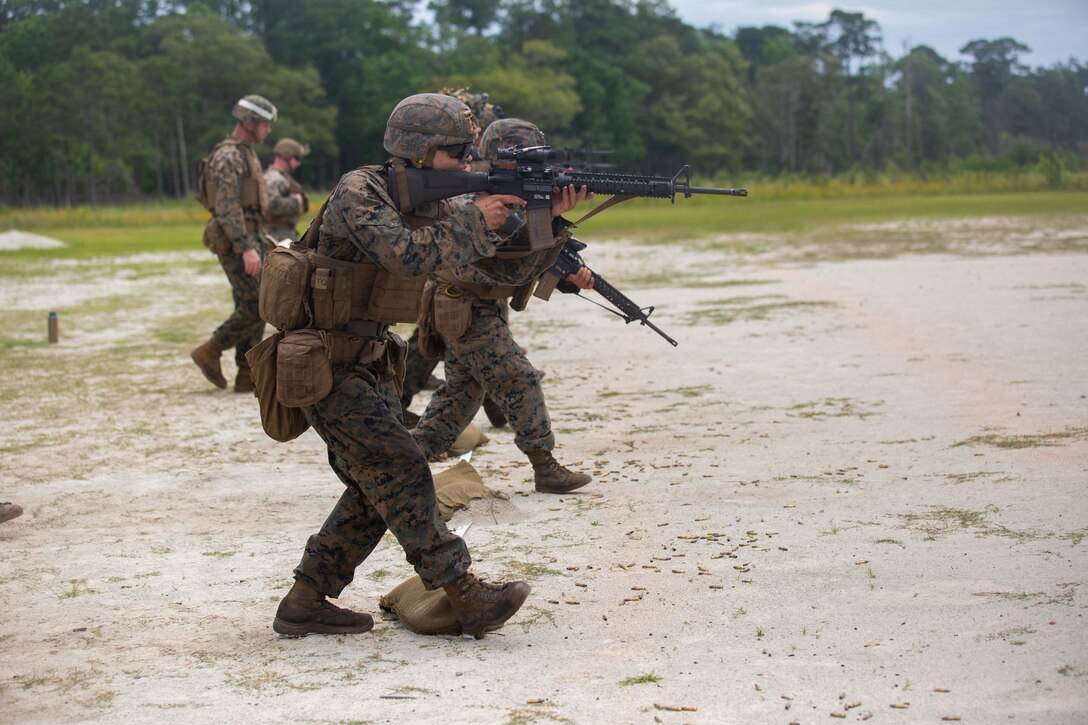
[479,118,546,160]
[439,87,503,132]
[273,138,310,159]
[232,95,278,124]
[384,93,480,161]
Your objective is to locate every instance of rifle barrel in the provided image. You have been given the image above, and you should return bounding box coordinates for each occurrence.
[681,185,748,197]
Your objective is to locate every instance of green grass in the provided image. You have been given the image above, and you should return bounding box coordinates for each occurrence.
[576,189,1088,241]
[2,188,1084,258]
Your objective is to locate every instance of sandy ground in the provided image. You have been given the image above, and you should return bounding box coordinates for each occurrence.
[0,213,1086,723]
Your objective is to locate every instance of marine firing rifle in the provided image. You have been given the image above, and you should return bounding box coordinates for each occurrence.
[537,238,678,347]
[387,145,747,251]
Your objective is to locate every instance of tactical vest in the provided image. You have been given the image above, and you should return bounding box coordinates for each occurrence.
[260,164,438,332]
[196,138,269,229]
[264,168,310,230]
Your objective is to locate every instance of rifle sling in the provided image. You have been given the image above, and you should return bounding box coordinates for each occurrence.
[390,158,414,212]
[570,194,634,228]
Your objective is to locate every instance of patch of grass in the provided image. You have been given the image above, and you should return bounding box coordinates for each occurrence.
[901,506,1035,541]
[503,560,564,580]
[366,569,393,582]
[683,295,832,325]
[875,538,905,547]
[53,579,93,599]
[78,690,117,708]
[201,551,236,559]
[788,397,883,420]
[620,672,661,686]
[953,428,1088,449]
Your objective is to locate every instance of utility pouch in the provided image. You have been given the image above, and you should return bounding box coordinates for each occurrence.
[245,332,311,442]
[276,329,333,407]
[433,287,473,341]
[366,270,425,324]
[202,219,232,256]
[416,280,444,359]
[310,265,353,329]
[259,246,315,331]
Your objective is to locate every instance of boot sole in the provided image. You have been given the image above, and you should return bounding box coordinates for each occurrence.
[272,617,374,637]
[461,582,531,639]
[535,478,592,494]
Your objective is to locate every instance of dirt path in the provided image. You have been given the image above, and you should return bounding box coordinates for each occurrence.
[1,216,1086,723]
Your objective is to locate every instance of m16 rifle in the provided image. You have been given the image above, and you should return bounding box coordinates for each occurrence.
[536,238,678,347]
[387,145,747,251]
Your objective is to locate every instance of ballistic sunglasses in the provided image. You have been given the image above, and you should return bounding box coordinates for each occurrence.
[438,142,474,161]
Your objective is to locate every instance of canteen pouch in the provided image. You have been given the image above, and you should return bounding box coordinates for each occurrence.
[245,332,311,443]
[276,329,334,408]
[259,246,315,331]
[433,287,473,341]
[202,219,232,256]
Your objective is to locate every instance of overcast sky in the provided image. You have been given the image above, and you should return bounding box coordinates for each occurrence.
[666,0,1087,67]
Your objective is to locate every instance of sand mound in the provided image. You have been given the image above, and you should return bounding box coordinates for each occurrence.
[0,230,66,250]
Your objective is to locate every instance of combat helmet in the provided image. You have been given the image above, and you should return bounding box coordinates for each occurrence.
[439,87,503,133]
[232,95,278,124]
[273,138,310,160]
[384,93,480,165]
[479,118,546,160]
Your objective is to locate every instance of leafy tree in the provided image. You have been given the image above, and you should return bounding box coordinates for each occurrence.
[960,37,1031,151]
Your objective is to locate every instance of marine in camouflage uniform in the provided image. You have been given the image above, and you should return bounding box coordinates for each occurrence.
[190,94,277,393]
[272,93,535,639]
[411,118,594,494]
[264,137,310,243]
[400,87,505,425]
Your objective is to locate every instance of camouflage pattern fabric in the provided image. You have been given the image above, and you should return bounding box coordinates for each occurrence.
[401,327,441,410]
[412,231,569,457]
[211,249,265,369]
[290,165,497,594]
[207,138,267,368]
[263,166,305,243]
[295,362,471,593]
[207,139,264,254]
[413,301,554,456]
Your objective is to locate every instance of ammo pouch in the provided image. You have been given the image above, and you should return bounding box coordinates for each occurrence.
[276,329,334,408]
[276,329,409,408]
[245,332,311,443]
[260,246,315,331]
[202,219,232,256]
[433,285,473,341]
[259,244,426,332]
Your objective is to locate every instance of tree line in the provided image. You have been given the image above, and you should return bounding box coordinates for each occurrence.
[1,0,1085,206]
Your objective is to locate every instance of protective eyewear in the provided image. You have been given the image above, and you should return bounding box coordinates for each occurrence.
[438,142,474,161]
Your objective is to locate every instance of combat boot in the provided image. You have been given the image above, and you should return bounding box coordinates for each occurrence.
[190,340,227,389]
[272,578,374,637]
[527,449,592,494]
[442,572,530,639]
[481,396,507,428]
[234,368,254,394]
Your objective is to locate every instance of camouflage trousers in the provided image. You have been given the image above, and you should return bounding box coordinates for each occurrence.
[294,359,471,595]
[413,301,554,457]
[401,327,441,410]
[211,249,265,369]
